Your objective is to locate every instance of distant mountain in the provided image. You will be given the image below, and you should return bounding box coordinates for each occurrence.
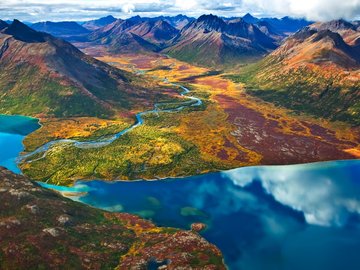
[226,15,311,36]
[164,14,277,66]
[82,15,117,30]
[127,14,194,30]
[310,19,360,45]
[242,13,260,24]
[0,20,155,118]
[31,21,90,37]
[238,20,360,125]
[126,19,180,46]
[89,18,179,53]
[5,19,32,26]
[88,18,126,40]
[0,20,8,30]
[261,16,312,34]
[161,14,195,29]
[311,19,356,32]
[255,21,284,41]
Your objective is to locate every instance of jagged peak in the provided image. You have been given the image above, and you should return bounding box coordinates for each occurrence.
[243,13,255,17]
[198,14,223,23]
[242,13,259,23]
[193,14,227,31]
[128,15,142,23]
[153,19,177,30]
[173,14,189,19]
[101,15,116,20]
[4,19,46,43]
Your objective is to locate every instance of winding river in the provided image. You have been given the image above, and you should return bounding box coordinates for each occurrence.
[20,82,202,163]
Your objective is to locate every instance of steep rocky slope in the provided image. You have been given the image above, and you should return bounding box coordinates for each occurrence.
[0,20,165,118]
[231,20,360,125]
[89,18,179,53]
[164,14,277,66]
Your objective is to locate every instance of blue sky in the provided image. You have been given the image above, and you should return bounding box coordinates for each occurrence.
[1,0,359,22]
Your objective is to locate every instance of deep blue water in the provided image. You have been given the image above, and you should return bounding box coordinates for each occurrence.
[0,115,40,173]
[40,161,360,270]
[1,115,360,270]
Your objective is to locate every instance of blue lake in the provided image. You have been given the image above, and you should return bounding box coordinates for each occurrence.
[0,115,40,173]
[1,114,360,270]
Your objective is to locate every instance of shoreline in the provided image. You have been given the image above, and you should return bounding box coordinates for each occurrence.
[38,158,360,188]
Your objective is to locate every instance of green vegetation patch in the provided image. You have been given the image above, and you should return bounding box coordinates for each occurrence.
[21,121,219,185]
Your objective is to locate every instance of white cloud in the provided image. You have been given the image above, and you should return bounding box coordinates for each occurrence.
[122,3,135,14]
[0,0,359,21]
[242,0,360,21]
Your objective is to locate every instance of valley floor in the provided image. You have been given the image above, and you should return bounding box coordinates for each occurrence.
[20,52,360,185]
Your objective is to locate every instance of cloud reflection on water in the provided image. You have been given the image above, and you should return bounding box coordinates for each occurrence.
[223,160,360,226]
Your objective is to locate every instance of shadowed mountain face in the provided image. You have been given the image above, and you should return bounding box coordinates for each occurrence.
[4,20,46,42]
[242,13,259,24]
[0,20,161,118]
[164,14,277,66]
[89,18,179,53]
[237,20,360,125]
[261,16,312,34]
[31,21,90,37]
[82,15,117,30]
[0,20,8,30]
[0,167,225,269]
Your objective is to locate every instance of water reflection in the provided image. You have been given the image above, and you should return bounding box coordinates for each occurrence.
[224,160,360,226]
[40,160,360,270]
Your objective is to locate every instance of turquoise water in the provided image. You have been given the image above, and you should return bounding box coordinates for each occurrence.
[1,114,360,270]
[0,115,40,173]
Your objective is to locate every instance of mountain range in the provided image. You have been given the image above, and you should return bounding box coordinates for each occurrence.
[126,14,194,30]
[23,14,312,67]
[81,15,117,30]
[0,20,161,118]
[88,17,180,53]
[85,14,287,66]
[31,21,90,38]
[1,15,359,125]
[238,20,360,125]
[164,14,278,66]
